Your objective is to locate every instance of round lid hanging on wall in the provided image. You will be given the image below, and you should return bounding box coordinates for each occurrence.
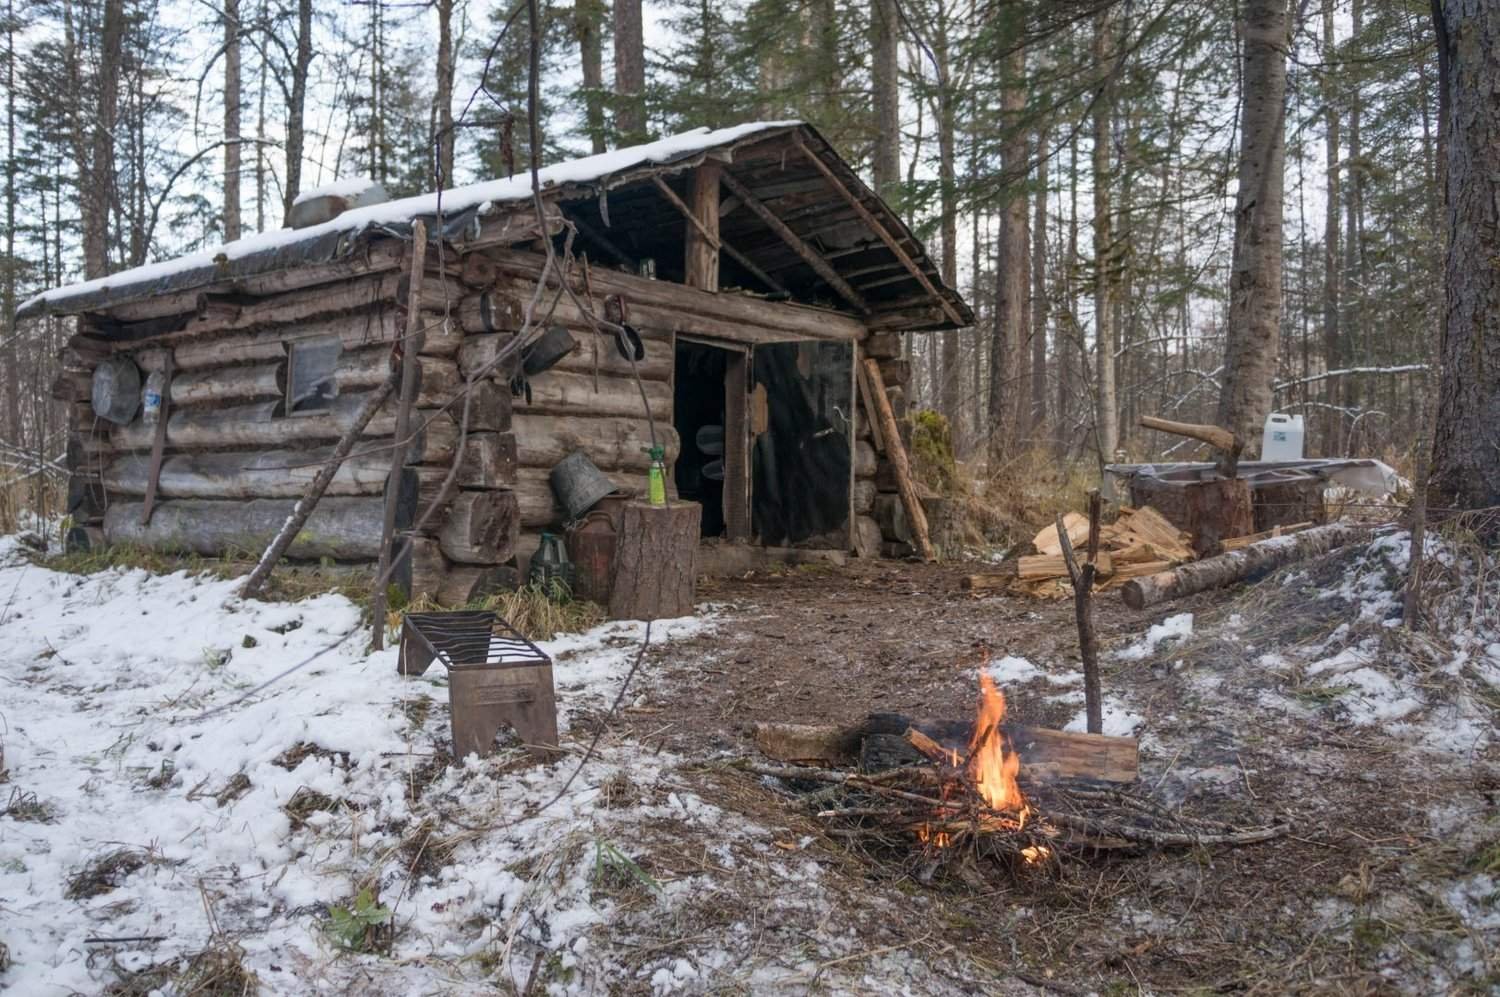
[90,357,143,426]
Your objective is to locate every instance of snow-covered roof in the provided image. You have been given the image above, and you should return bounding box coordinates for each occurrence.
[21,121,972,330]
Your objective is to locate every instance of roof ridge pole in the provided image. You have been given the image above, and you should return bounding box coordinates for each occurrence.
[790,135,965,328]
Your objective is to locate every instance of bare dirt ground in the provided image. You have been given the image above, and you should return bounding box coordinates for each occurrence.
[607,550,1500,995]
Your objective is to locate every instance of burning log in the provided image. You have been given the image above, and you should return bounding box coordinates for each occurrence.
[753,715,1138,785]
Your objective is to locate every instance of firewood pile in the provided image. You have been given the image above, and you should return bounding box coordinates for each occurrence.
[967,505,1195,599]
[966,505,1318,600]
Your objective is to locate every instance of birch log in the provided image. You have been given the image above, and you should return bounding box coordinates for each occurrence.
[1120,522,1372,610]
[106,493,412,560]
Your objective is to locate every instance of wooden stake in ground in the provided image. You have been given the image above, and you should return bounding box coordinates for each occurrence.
[1058,490,1104,735]
[861,356,934,561]
[371,220,428,650]
[1404,442,1429,631]
[1120,521,1373,610]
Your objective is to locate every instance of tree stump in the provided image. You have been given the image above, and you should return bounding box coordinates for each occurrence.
[1183,478,1254,557]
[608,500,701,621]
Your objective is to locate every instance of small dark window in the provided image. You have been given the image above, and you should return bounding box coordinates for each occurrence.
[287,336,341,414]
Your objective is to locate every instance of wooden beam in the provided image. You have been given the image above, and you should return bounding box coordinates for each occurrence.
[651,174,786,294]
[862,356,934,561]
[790,136,966,328]
[718,170,869,314]
[723,351,751,542]
[685,163,721,290]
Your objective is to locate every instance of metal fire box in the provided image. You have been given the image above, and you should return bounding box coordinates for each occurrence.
[398,611,558,759]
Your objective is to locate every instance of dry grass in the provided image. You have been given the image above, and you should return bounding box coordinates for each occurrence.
[64,847,154,900]
[105,938,258,996]
[397,583,605,643]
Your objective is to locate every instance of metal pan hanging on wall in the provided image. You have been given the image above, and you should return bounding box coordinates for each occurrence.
[91,357,142,425]
[522,325,578,377]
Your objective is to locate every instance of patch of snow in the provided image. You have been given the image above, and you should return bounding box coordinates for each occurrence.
[0,541,745,993]
[1063,699,1144,736]
[292,178,383,205]
[1116,612,1194,662]
[983,655,1042,685]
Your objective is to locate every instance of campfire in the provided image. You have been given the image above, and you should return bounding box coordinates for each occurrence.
[745,672,1291,882]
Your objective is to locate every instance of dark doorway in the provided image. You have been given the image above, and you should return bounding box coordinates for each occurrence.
[752,342,852,546]
[674,340,734,538]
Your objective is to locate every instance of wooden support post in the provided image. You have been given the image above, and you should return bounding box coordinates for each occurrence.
[854,345,886,454]
[723,352,751,542]
[609,500,701,621]
[1058,491,1103,735]
[653,172,784,294]
[372,221,428,649]
[718,170,867,312]
[791,136,965,327]
[139,355,173,525]
[861,357,933,561]
[685,162,721,291]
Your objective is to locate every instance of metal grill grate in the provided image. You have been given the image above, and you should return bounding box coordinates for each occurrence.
[400,611,550,675]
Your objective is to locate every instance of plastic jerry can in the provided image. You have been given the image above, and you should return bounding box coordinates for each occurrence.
[1261,413,1305,461]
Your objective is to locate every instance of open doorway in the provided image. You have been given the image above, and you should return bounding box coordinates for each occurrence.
[673,339,749,539]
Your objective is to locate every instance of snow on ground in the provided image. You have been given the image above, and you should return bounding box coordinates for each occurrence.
[0,539,811,993]
[1116,612,1194,662]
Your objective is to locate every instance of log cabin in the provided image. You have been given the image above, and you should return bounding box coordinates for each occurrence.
[24,121,972,604]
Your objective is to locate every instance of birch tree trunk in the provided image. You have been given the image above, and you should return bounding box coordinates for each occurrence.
[223,0,242,242]
[613,0,647,144]
[1216,0,1289,455]
[1430,0,1500,512]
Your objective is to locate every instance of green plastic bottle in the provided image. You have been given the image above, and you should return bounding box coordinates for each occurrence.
[647,445,667,505]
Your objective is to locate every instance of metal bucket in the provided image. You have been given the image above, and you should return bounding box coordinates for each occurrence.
[523,325,578,377]
[549,451,617,522]
[91,357,142,425]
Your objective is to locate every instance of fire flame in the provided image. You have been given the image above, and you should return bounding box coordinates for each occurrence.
[966,673,1026,814]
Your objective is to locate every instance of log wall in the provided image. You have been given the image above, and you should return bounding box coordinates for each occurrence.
[62,239,906,601]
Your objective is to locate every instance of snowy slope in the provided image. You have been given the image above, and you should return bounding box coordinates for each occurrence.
[0,540,753,993]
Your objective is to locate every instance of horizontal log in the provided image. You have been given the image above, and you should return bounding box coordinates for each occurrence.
[438,490,520,564]
[104,494,411,560]
[338,347,509,430]
[517,369,671,419]
[853,439,876,478]
[852,478,876,515]
[1121,522,1373,610]
[102,446,396,499]
[401,535,447,602]
[437,563,522,606]
[460,329,673,382]
[108,395,459,465]
[171,308,401,369]
[492,250,867,343]
[752,715,1137,785]
[512,412,679,472]
[454,291,524,333]
[169,362,285,406]
[513,467,567,528]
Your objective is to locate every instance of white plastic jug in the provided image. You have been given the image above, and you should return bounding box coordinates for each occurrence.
[1261,413,1304,461]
